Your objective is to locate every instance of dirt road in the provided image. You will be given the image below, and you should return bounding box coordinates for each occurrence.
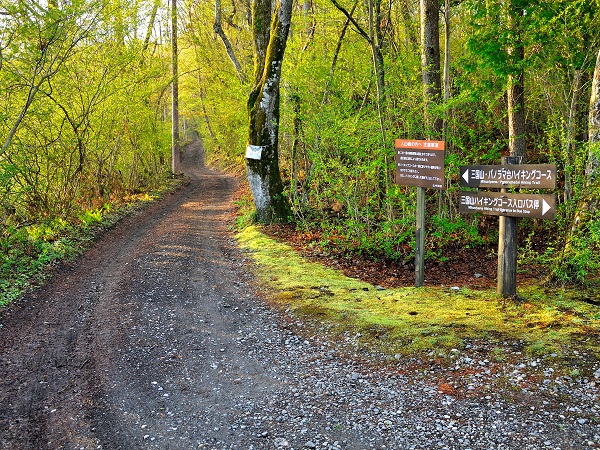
[1,140,598,450]
[0,140,275,448]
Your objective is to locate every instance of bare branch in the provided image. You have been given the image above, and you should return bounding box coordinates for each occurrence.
[329,0,370,42]
[214,0,247,84]
[321,0,359,105]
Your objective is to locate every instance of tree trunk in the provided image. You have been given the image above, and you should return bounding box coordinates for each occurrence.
[586,48,600,188]
[420,0,442,137]
[368,0,387,140]
[507,3,526,162]
[246,0,293,223]
[571,48,600,231]
[563,71,582,202]
[171,0,181,174]
[442,0,450,141]
[198,76,218,144]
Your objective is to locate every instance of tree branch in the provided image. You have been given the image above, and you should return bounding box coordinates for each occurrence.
[214,0,247,84]
[321,0,358,105]
[329,0,370,42]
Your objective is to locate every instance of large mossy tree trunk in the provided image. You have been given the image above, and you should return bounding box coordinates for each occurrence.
[246,0,292,223]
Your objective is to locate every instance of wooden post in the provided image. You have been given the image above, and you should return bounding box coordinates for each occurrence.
[415,186,426,287]
[497,156,518,297]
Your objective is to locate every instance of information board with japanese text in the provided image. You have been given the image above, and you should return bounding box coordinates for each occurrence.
[394,139,445,190]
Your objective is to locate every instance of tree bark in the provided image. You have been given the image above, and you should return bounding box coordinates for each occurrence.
[563,71,582,202]
[171,0,181,174]
[570,48,600,232]
[367,0,387,140]
[586,48,600,186]
[198,74,218,144]
[507,3,526,162]
[246,0,293,223]
[442,0,450,141]
[420,0,442,137]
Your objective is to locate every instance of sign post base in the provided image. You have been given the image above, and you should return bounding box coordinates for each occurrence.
[415,187,425,288]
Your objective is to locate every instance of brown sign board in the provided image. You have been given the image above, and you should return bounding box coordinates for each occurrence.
[459,191,556,220]
[460,164,556,189]
[395,139,445,190]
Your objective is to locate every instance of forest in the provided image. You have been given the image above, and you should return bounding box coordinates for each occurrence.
[1,0,599,302]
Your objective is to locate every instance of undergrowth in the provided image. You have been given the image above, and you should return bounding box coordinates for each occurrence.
[0,182,185,307]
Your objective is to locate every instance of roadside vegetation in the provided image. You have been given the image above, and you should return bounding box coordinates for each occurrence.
[0,183,185,307]
[190,0,600,288]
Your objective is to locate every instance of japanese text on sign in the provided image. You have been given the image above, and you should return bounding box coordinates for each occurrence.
[394,140,445,190]
[460,164,556,189]
[396,140,445,150]
[461,195,541,210]
[471,168,551,182]
[459,191,555,219]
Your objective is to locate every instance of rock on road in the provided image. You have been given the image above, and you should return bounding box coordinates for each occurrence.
[1,139,599,450]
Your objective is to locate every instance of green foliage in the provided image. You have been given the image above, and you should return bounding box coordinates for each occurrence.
[0,0,178,305]
[0,0,173,226]
[78,207,105,228]
[0,219,78,306]
[553,212,600,285]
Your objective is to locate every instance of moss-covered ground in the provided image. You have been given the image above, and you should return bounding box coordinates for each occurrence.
[236,225,600,362]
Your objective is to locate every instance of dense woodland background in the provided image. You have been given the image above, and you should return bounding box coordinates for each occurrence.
[1,0,599,293]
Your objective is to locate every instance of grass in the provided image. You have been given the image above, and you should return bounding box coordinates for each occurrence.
[236,225,600,362]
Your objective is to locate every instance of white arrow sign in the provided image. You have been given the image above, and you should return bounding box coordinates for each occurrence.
[542,199,551,216]
[462,169,469,184]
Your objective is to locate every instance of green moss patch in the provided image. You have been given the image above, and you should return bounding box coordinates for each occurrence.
[236,225,600,359]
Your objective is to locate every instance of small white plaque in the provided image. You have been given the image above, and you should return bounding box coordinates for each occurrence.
[246,145,264,160]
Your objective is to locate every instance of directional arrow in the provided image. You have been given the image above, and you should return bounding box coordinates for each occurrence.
[542,199,551,216]
[462,169,469,184]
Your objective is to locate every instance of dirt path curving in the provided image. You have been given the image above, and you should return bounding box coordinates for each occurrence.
[0,140,278,449]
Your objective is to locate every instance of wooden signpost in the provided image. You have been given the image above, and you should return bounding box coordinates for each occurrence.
[394,139,445,287]
[460,158,557,297]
